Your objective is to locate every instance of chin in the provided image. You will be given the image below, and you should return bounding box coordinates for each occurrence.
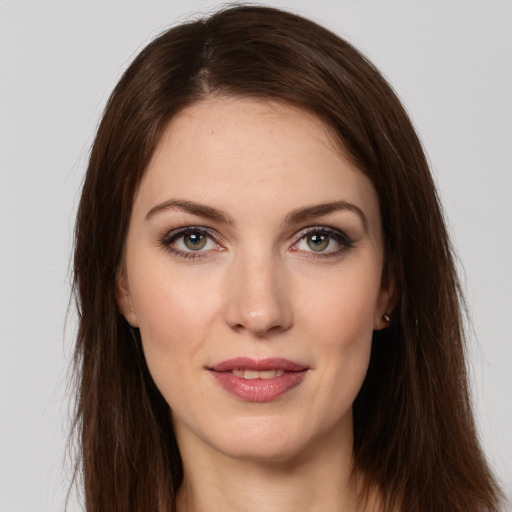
[217,435,310,465]
[204,412,350,465]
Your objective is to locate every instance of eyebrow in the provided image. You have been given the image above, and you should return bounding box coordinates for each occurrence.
[285,201,368,233]
[146,199,233,224]
[146,198,368,232]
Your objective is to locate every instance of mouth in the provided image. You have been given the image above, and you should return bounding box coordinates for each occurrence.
[231,368,285,379]
[207,357,309,402]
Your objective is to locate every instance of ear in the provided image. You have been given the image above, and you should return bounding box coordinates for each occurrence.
[115,265,139,327]
[373,276,399,330]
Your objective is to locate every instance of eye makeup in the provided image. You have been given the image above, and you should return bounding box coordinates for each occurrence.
[159,226,224,260]
[158,224,356,261]
[290,226,355,260]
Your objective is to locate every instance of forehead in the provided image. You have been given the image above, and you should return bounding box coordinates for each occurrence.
[134,96,380,232]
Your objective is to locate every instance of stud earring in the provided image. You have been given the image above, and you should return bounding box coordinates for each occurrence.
[383,314,391,323]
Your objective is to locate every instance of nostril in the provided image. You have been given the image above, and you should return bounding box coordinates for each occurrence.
[224,269,293,336]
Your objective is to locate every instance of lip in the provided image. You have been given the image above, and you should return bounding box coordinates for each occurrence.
[209,357,308,372]
[207,357,309,403]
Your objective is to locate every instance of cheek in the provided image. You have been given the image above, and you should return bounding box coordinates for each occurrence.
[296,262,380,410]
[313,286,374,393]
[131,255,217,337]
[297,260,381,346]
[128,261,221,393]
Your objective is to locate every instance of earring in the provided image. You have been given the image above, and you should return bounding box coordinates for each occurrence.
[383,314,391,323]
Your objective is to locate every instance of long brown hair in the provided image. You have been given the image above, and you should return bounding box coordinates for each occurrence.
[72,5,502,511]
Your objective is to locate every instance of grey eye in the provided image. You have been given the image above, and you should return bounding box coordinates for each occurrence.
[306,233,330,251]
[183,232,208,250]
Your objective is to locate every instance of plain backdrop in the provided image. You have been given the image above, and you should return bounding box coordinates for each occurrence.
[0,1,511,511]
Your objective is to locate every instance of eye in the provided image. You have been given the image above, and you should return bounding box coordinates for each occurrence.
[161,227,221,258]
[179,231,210,251]
[292,228,353,257]
[303,232,331,252]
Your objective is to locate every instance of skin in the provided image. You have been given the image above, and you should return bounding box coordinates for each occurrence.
[117,96,395,512]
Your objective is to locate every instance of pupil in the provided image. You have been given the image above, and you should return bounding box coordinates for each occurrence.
[185,232,206,250]
[308,233,328,251]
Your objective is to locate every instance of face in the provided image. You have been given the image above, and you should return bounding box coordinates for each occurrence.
[117,97,394,464]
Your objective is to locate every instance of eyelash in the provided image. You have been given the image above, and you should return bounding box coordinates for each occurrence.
[159,226,355,260]
[159,226,220,260]
[291,227,355,260]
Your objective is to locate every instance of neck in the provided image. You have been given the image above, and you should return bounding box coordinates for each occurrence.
[175,420,377,512]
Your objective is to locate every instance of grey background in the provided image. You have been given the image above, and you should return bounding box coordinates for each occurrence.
[0,1,511,510]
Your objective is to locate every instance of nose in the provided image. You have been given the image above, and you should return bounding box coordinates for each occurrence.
[224,251,293,337]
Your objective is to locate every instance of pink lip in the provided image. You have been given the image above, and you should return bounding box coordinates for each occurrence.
[208,357,309,403]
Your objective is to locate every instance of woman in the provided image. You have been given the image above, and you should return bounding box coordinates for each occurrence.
[72,5,503,511]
